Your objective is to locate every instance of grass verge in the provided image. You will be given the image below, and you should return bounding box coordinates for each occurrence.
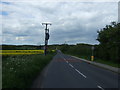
[64,52,119,68]
[2,53,55,88]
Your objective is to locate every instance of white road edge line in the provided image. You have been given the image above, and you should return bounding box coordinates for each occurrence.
[97,85,104,90]
[75,69,87,78]
[69,63,74,68]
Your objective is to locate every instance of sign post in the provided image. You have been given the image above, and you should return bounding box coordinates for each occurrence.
[91,45,94,61]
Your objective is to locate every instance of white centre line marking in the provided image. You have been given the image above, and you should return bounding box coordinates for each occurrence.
[97,85,104,90]
[63,57,66,61]
[66,61,68,63]
[60,55,87,78]
[60,55,69,63]
[75,69,87,78]
[63,58,66,61]
[69,63,74,68]
[61,55,66,61]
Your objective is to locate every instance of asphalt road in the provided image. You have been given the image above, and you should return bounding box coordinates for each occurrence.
[32,50,119,89]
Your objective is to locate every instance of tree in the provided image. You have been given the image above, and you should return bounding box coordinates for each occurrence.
[96,22,120,62]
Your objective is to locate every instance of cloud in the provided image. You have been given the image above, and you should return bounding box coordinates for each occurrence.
[1,1,118,45]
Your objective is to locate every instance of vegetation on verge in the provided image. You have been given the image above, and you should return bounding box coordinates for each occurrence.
[2,52,55,88]
[96,22,120,63]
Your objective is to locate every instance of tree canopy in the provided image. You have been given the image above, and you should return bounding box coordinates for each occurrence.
[96,22,120,62]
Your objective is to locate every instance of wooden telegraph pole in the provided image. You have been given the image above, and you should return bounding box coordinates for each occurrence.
[42,23,52,55]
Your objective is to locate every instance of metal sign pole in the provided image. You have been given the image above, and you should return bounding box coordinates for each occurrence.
[91,45,94,61]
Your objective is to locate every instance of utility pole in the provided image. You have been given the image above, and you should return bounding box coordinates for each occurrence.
[42,23,52,55]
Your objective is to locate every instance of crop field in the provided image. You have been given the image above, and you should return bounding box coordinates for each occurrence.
[0,50,44,55]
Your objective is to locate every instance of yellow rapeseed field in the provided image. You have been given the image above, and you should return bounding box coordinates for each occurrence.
[0,50,44,55]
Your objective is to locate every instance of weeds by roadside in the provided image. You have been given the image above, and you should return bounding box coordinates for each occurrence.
[2,53,55,88]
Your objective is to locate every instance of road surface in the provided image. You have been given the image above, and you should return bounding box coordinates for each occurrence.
[32,50,119,89]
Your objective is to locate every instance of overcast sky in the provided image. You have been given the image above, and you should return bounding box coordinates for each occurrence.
[0,0,119,45]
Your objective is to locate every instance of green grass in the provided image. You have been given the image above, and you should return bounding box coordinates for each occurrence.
[2,53,55,88]
[93,59,120,68]
[79,56,119,68]
[64,52,119,68]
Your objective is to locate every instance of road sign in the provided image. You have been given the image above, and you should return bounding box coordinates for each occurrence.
[91,56,94,61]
[91,46,94,50]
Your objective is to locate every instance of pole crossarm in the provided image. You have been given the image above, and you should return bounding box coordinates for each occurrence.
[42,23,52,25]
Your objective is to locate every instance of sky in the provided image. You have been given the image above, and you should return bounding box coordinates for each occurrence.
[0,0,119,45]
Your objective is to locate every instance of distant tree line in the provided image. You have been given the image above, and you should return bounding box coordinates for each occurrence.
[2,45,43,50]
[60,43,93,60]
[60,44,91,56]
